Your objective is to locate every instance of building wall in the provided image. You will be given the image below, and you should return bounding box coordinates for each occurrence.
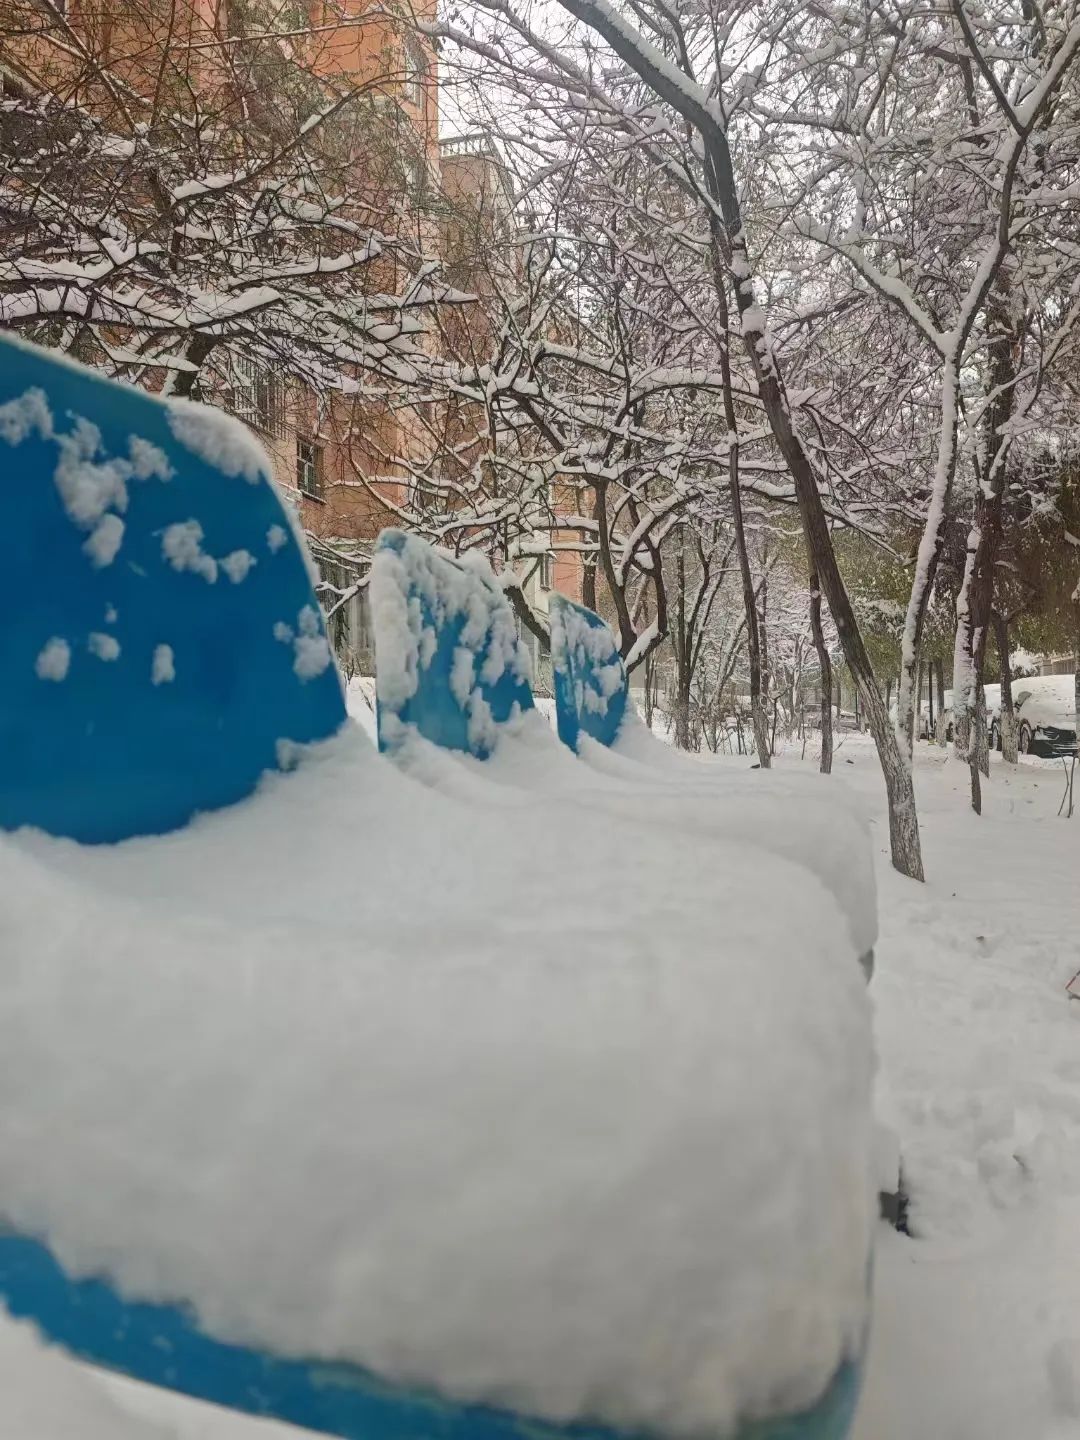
[2,0,584,675]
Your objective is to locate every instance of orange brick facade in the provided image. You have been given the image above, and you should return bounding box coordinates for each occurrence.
[1,0,582,679]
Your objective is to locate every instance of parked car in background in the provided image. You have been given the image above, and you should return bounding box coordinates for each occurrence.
[1011,675,1078,757]
[919,685,1006,745]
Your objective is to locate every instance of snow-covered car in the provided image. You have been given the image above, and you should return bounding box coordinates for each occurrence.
[1012,675,1077,756]
[922,686,1002,744]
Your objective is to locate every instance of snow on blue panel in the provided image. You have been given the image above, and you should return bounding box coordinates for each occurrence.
[549,594,628,752]
[372,529,534,758]
[0,1230,863,1440]
[0,333,345,843]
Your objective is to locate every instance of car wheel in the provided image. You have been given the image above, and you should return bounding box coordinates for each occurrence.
[1019,722,1032,754]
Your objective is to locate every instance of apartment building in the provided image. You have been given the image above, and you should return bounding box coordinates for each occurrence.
[1,0,581,679]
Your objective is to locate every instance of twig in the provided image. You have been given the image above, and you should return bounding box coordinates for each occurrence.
[1058,756,1075,818]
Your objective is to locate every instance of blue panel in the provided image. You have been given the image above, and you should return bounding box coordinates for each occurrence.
[548,595,628,752]
[0,1231,862,1440]
[0,333,345,842]
[373,530,533,757]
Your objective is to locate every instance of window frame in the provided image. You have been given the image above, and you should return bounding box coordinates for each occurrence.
[296,436,325,501]
[227,352,287,439]
[402,36,425,110]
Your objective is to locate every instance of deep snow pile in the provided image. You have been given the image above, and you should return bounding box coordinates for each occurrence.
[386,702,878,963]
[0,719,874,1438]
[11,734,1077,1440]
[367,535,877,961]
[0,1312,171,1439]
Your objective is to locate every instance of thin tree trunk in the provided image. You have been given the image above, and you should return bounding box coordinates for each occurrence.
[899,357,960,759]
[706,231,770,768]
[935,659,948,746]
[954,230,1019,808]
[702,163,920,874]
[582,559,597,613]
[916,661,924,740]
[810,571,833,775]
[993,611,1018,763]
[759,577,772,758]
[978,679,991,779]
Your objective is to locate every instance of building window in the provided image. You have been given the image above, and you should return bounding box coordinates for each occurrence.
[227,353,286,438]
[401,150,426,197]
[296,438,324,500]
[402,37,425,109]
[540,551,553,589]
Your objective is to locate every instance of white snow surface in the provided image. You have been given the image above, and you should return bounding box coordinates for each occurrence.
[221,548,257,584]
[371,540,874,955]
[83,513,125,568]
[5,737,1079,1440]
[839,738,1080,1440]
[166,399,268,483]
[387,698,878,963]
[87,631,121,661]
[34,636,71,682]
[0,720,873,1438]
[0,388,171,553]
[1014,674,1077,732]
[0,1314,173,1439]
[151,644,175,686]
[161,519,218,583]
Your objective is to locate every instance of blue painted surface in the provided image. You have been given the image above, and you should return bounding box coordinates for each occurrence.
[548,594,628,752]
[374,530,533,757]
[0,333,345,843]
[0,1231,862,1440]
[0,352,865,1440]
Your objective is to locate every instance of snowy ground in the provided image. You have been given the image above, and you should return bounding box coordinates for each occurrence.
[9,730,1080,1439]
[846,738,1080,1440]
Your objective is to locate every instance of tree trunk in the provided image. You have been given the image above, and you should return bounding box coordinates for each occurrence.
[758,578,772,759]
[954,284,1013,809]
[706,230,771,768]
[810,571,833,775]
[916,661,924,740]
[701,163,921,874]
[935,659,947,746]
[993,611,1018,763]
[584,7,924,872]
[582,559,597,613]
[928,667,935,733]
[977,675,991,779]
